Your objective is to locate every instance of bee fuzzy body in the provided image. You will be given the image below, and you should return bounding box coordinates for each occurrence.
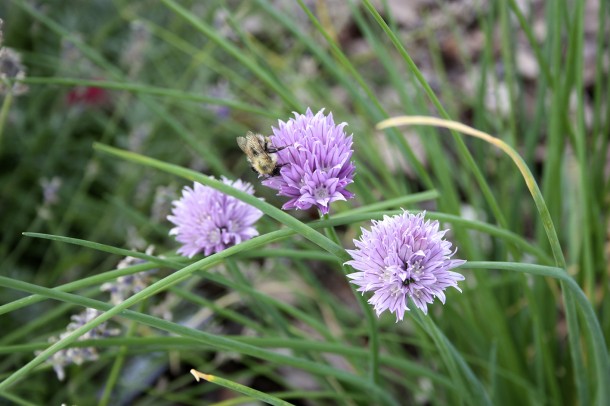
[237,132,287,177]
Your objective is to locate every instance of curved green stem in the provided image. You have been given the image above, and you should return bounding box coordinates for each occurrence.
[99,303,143,406]
[4,209,552,316]
[0,92,13,151]
[322,213,380,386]
[94,143,347,261]
[22,77,273,118]
[0,276,397,405]
[191,369,295,406]
[467,261,609,405]
[377,116,566,269]
[362,0,509,234]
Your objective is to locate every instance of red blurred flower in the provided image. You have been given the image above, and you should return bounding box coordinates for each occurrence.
[66,81,109,107]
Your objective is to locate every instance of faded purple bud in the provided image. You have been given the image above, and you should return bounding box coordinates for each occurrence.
[345,211,465,321]
[168,177,263,258]
[0,47,28,96]
[121,20,151,78]
[38,308,120,381]
[40,176,62,206]
[101,247,155,305]
[204,80,231,119]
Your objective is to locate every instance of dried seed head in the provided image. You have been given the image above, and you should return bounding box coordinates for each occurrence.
[0,47,28,96]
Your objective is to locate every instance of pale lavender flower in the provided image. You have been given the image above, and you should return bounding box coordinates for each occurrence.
[40,176,62,206]
[39,308,120,381]
[0,20,28,95]
[168,177,263,258]
[151,184,178,222]
[100,246,155,305]
[262,108,355,215]
[345,211,465,321]
[0,47,28,96]
[204,80,231,119]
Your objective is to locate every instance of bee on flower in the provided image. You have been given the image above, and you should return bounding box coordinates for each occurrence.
[261,108,356,215]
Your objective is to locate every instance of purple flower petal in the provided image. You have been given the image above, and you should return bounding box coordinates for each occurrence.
[345,211,466,321]
[261,108,355,215]
[168,177,263,258]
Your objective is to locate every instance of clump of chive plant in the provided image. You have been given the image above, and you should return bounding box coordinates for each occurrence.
[345,211,465,321]
[168,177,263,258]
[262,108,355,215]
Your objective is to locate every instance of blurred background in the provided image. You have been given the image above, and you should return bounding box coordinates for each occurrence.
[0,0,608,404]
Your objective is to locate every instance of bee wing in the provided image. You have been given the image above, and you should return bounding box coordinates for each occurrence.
[236,136,249,153]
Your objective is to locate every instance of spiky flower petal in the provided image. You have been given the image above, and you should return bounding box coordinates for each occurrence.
[168,177,263,258]
[262,108,355,215]
[345,211,465,321]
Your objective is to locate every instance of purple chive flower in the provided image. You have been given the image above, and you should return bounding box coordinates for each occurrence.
[262,108,355,215]
[345,211,465,321]
[168,177,263,258]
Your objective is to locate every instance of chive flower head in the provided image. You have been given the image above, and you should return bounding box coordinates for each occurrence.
[262,108,355,215]
[345,211,465,321]
[168,178,263,258]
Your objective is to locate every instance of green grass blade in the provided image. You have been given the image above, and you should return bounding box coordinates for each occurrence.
[0,276,398,405]
[94,143,346,260]
[377,116,565,268]
[190,369,295,406]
